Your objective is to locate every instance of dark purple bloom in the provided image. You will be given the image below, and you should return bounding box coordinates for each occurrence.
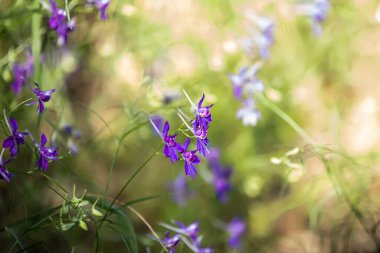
[36,134,58,171]
[162,232,181,253]
[170,174,193,206]
[195,94,213,127]
[180,138,200,179]
[3,114,28,157]
[227,217,246,249]
[49,0,75,46]
[207,149,232,203]
[0,151,13,182]
[87,0,110,20]
[175,221,199,241]
[193,123,209,157]
[26,82,56,113]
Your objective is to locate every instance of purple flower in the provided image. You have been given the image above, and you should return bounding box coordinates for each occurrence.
[87,0,110,20]
[227,218,246,249]
[195,94,213,127]
[170,174,193,206]
[26,82,56,113]
[236,99,261,126]
[150,119,182,164]
[180,138,200,179]
[36,134,58,171]
[49,0,75,46]
[298,0,330,36]
[207,149,232,203]
[175,221,199,241]
[11,51,34,94]
[0,150,13,182]
[3,114,28,157]
[243,14,275,60]
[193,123,209,157]
[162,232,181,253]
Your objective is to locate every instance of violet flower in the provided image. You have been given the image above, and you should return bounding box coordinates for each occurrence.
[11,52,34,94]
[49,0,75,46]
[227,217,246,249]
[26,82,56,114]
[175,221,199,241]
[162,232,181,253]
[193,122,209,157]
[36,134,58,171]
[87,0,110,20]
[236,99,261,126]
[170,174,193,206]
[0,150,13,182]
[243,14,275,60]
[196,94,213,127]
[298,0,330,36]
[3,112,28,157]
[180,138,200,179]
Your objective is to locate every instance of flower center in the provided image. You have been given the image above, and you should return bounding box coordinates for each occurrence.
[164,136,176,147]
[182,151,195,162]
[198,107,210,118]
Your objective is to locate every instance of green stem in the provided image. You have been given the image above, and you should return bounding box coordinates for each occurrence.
[257,93,315,145]
[32,0,41,84]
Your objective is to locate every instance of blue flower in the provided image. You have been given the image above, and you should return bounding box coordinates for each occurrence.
[3,113,28,157]
[26,82,56,114]
[180,138,200,179]
[298,0,330,36]
[227,217,246,249]
[87,0,110,20]
[36,134,58,171]
[170,174,193,206]
[49,0,75,46]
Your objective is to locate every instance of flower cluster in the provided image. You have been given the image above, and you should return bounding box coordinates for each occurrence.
[86,0,111,20]
[207,148,232,203]
[48,0,76,46]
[11,51,34,94]
[297,0,330,36]
[242,13,275,60]
[159,221,213,253]
[0,81,58,182]
[229,63,264,126]
[150,92,213,179]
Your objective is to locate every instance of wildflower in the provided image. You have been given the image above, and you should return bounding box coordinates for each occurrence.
[297,0,330,36]
[11,52,34,94]
[3,112,28,157]
[180,138,200,179]
[243,14,275,59]
[170,174,193,206]
[175,221,199,241]
[0,150,12,182]
[193,122,209,157]
[236,99,261,126]
[162,232,181,253]
[49,0,75,46]
[207,149,232,203]
[36,134,58,171]
[61,124,81,154]
[26,82,56,114]
[227,217,246,249]
[196,94,213,126]
[229,64,264,101]
[229,68,249,100]
[87,0,110,20]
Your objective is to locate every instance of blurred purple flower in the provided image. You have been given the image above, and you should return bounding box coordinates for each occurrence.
[36,134,58,171]
[175,221,199,241]
[49,0,75,46]
[11,52,34,94]
[243,14,275,60]
[150,115,163,135]
[162,232,181,253]
[61,124,81,154]
[180,138,200,179]
[207,149,232,203]
[0,150,13,182]
[229,64,264,102]
[3,113,28,157]
[26,82,56,114]
[170,174,193,206]
[227,217,246,249]
[236,99,261,126]
[87,0,110,20]
[298,0,330,36]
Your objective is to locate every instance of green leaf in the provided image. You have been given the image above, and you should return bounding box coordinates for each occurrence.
[79,220,88,231]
